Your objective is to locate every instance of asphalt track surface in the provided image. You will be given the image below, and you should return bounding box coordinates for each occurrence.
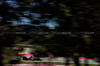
[5,64,74,66]
[4,57,100,66]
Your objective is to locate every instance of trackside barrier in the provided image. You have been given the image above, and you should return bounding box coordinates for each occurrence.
[18,54,100,61]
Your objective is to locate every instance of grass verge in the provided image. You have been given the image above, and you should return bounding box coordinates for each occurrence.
[19,61,99,66]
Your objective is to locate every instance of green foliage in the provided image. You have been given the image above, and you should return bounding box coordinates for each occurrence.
[32,44,46,52]
[82,35,91,44]
[2,47,21,64]
[44,34,53,39]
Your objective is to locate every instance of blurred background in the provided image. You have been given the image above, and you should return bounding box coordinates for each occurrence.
[0,0,100,66]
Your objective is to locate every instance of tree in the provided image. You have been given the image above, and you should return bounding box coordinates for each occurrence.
[0,0,100,66]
